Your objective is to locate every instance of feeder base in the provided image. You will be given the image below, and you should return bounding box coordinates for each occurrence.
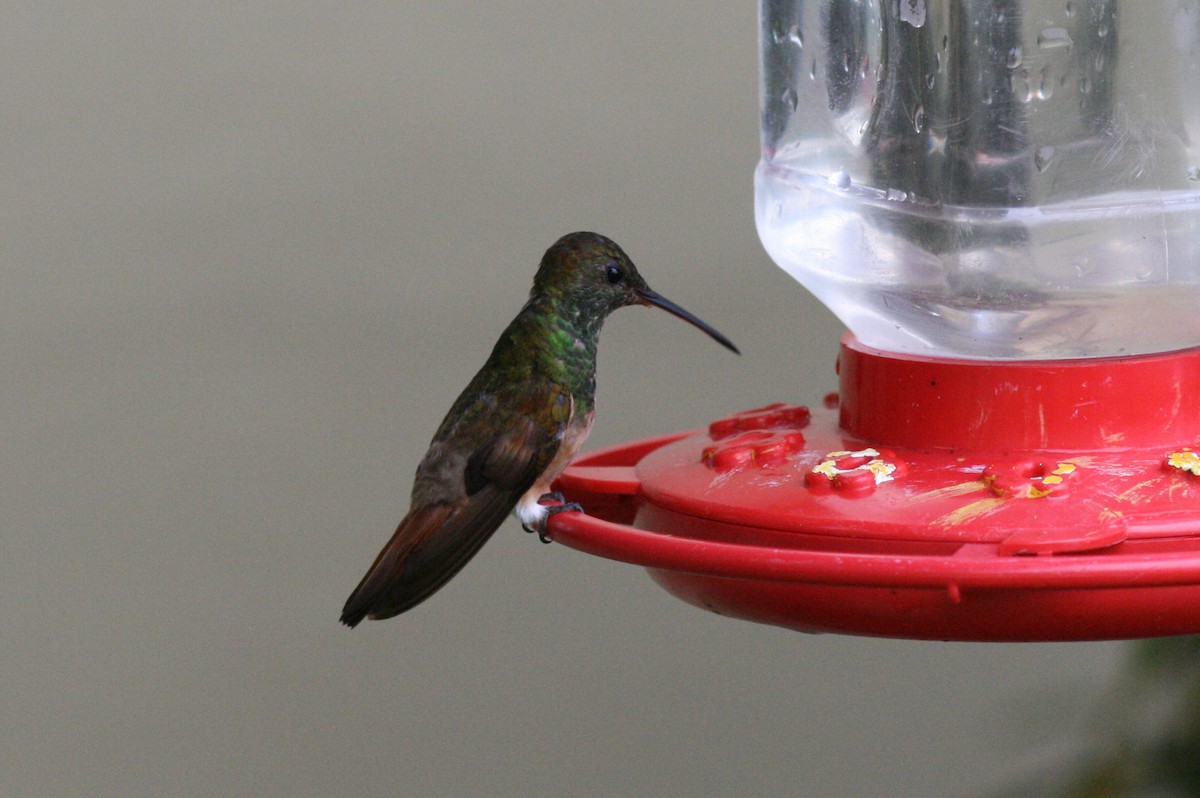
[548,337,1200,641]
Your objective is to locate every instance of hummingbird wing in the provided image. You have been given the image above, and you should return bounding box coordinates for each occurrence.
[340,380,572,626]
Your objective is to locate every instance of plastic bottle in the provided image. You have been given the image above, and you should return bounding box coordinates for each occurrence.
[756,0,1200,359]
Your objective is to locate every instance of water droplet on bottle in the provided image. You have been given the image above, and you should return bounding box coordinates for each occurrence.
[899,0,926,28]
[925,72,936,89]
[810,59,818,81]
[828,169,852,190]
[1006,46,1023,69]
[1065,1,1073,17]
[1188,166,1200,182]
[927,129,948,155]
[886,188,909,202]
[1037,27,1072,51]
[1093,51,1105,71]
[913,105,925,132]
[934,52,942,72]
[1097,23,1108,39]
[1012,69,1033,103]
[781,87,798,112]
[788,24,803,48]
[982,87,994,106]
[1034,145,1055,172]
[1036,66,1055,100]
[942,33,949,50]
[1078,75,1091,95]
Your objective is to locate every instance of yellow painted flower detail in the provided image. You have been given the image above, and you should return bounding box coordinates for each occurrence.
[806,448,905,496]
[1165,448,1200,476]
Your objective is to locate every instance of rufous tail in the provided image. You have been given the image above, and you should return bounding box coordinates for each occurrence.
[340,490,513,626]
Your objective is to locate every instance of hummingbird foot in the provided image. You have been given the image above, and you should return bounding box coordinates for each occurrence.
[521,492,583,543]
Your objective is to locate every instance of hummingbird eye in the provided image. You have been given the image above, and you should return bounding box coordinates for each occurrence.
[604,263,624,285]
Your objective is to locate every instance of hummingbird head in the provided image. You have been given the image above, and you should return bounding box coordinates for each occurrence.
[533,232,739,354]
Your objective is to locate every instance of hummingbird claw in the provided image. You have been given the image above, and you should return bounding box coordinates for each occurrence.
[538,502,584,543]
[522,493,584,543]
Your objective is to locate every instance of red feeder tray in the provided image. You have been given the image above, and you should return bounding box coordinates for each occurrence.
[547,335,1200,641]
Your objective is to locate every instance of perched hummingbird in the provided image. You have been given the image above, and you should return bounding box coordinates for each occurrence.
[340,231,738,626]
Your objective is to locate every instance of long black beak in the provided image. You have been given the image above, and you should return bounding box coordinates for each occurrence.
[636,288,740,355]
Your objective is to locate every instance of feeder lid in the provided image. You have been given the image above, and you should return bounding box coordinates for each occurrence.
[548,337,1200,642]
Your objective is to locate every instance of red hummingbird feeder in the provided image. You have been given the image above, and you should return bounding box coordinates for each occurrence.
[545,0,1200,641]
[550,340,1200,641]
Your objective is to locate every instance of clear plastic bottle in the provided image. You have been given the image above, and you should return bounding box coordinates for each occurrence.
[756,0,1200,359]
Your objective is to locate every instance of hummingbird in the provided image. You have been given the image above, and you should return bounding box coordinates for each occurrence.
[340,231,738,626]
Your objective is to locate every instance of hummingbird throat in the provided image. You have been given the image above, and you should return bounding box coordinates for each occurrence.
[523,297,604,402]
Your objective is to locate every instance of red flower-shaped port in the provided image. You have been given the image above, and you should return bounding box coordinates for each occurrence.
[702,429,807,474]
[708,402,811,441]
[983,461,1078,499]
[805,448,906,497]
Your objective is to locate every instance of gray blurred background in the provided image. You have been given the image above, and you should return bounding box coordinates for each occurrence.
[4,4,1124,797]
